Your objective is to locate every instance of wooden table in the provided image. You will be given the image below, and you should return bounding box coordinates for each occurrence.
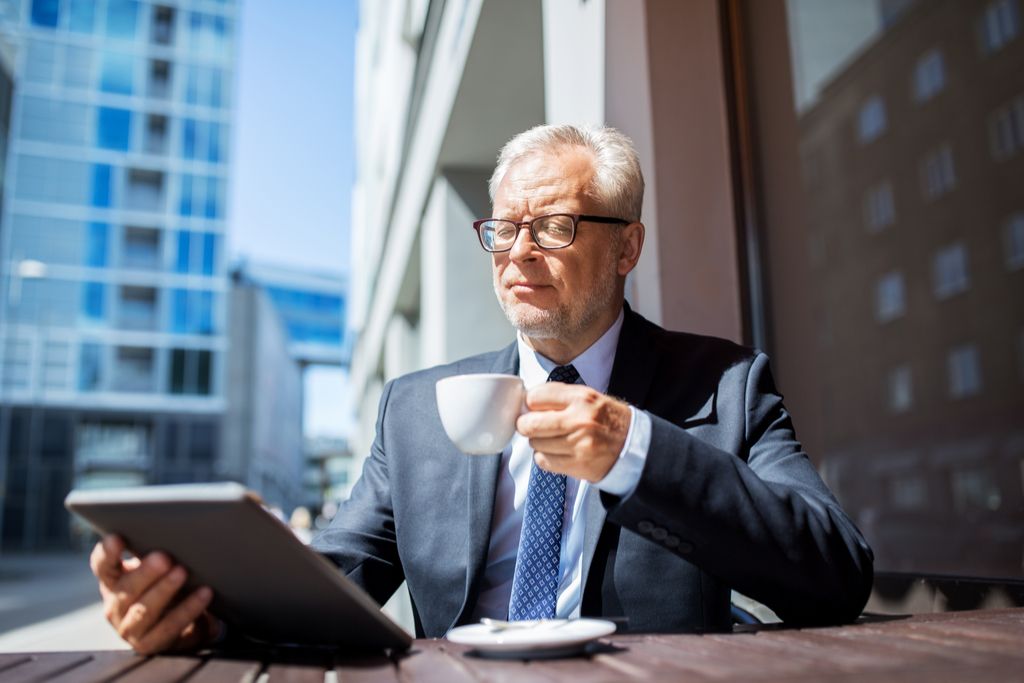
[1,608,1021,682]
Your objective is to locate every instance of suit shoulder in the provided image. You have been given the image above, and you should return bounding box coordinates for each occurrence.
[637,315,757,366]
[387,347,513,390]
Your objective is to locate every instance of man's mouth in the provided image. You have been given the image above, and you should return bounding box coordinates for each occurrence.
[507,281,551,292]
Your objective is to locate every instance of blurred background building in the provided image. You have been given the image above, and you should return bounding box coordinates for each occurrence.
[227,260,350,513]
[348,0,1023,598]
[0,0,237,550]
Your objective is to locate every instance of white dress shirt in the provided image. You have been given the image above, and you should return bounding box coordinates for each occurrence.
[470,308,654,620]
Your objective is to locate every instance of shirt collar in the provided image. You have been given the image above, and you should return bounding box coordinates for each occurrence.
[516,308,625,392]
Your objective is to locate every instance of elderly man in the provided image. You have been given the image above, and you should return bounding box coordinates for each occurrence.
[91,124,873,653]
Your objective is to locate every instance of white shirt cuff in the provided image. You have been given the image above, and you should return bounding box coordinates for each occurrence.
[594,407,651,497]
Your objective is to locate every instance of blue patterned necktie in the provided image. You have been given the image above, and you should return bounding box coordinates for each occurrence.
[507,364,581,621]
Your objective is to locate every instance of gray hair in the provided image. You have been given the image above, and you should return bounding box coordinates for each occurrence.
[488,124,644,222]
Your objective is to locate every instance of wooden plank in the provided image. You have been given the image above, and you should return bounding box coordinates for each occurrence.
[569,635,711,681]
[186,658,264,683]
[395,640,485,683]
[263,648,334,683]
[438,640,561,683]
[0,655,33,676]
[0,653,93,683]
[45,651,148,683]
[112,655,205,683]
[332,652,400,683]
[264,662,327,683]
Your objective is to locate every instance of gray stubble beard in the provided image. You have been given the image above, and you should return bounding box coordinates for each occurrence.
[492,251,620,344]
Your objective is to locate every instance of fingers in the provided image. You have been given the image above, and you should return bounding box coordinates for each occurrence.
[131,587,214,655]
[113,552,173,608]
[524,382,593,410]
[116,565,188,644]
[90,535,126,585]
[516,408,571,438]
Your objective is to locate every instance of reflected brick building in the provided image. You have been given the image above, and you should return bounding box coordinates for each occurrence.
[792,0,1024,575]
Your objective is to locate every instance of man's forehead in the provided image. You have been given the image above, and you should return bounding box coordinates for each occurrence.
[495,149,596,209]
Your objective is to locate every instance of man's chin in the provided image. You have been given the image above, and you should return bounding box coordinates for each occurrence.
[501,303,564,339]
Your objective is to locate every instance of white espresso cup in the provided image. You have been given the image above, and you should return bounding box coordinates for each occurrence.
[435,373,525,455]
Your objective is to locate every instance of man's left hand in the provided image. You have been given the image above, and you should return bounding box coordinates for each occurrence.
[517,382,632,482]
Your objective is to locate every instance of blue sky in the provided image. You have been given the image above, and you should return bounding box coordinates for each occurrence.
[228,0,358,437]
[227,0,357,275]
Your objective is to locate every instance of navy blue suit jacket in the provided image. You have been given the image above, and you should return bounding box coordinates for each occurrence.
[313,308,874,637]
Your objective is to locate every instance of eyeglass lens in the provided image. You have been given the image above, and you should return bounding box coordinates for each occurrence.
[481,215,575,251]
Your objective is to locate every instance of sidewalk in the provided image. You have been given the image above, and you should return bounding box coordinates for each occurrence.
[0,553,127,652]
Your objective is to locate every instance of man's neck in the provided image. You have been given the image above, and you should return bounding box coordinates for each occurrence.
[521,305,624,366]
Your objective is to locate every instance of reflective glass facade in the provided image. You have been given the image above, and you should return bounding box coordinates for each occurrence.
[1,0,237,550]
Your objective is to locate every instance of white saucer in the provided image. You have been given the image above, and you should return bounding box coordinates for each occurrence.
[446,619,617,659]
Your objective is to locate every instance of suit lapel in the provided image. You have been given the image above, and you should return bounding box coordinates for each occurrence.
[580,307,659,599]
[454,341,518,627]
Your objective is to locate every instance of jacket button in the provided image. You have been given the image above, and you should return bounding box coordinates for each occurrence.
[637,520,654,534]
[664,535,680,549]
[651,527,668,541]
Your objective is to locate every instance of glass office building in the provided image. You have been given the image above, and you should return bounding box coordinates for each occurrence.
[0,0,236,550]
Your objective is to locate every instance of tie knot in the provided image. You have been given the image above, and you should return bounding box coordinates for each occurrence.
[547,364,580,384]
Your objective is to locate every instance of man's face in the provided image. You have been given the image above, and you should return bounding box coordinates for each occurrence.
[490,148,625,342]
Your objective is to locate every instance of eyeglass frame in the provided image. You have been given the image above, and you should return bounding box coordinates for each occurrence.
[471,213,630,252]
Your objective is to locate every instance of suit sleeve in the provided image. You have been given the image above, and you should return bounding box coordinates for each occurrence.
[604,352,874,625]
[310,380,406,607]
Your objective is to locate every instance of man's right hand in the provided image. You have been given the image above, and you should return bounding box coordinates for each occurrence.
[90,535,219,654]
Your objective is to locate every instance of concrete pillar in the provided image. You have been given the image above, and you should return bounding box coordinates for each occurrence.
[420,172,515,368]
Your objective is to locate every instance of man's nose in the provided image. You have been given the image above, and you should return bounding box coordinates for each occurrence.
[508,223,539,261]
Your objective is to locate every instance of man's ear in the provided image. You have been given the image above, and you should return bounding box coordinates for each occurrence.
[617,222,645,276]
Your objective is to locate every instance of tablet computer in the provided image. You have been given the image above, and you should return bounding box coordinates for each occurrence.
[65,482,412,652]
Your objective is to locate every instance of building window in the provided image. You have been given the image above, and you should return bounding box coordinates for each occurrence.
[921,144,956,199]
[118,286,158,331]
[988,94,1024,160]
[948,344,982,398]
[124,169,165,212]
[979,0,1021,54]
[858,95,887,143]
[144,114,168,155]
[185,66,224,108]
[79,343,103,391]
[92,164,112,208]
[81,282,106,321]
[112,346,154,393]
[876,271,905,322]
[69,0,95,33]
[152,6,175,45]
[85,222,108,267]
[30,0,59,28]
[148,60,172,99]
[122,227,161,270]
[182,119,223,163]
[887,365,913,414]
[179,174,224,219]
[169,349,212,395]
[175,231,218,275]
[1007,214,1024,269]
[171,289,215,335]
[97,107,131,151]
[2,339,31,391]
[42,340,71,390]
[913,49,946,102]
[951,468,1002,512]
[100,52,134,95]
[933,242,970,299]
[105,0,139,40]
[863,181,895,232]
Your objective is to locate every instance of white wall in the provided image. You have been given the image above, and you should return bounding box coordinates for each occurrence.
[421,173,515,368]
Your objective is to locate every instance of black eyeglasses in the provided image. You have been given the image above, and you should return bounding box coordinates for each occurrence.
[472,213,629,252]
